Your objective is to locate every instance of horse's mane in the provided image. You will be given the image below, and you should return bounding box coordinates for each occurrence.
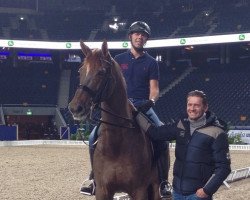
[111,57,127,92]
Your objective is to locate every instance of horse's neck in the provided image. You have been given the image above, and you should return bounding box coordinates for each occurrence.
[101,79,131,128]
[98,68,136,153]
[99,85,145,156]
[102,94,130,123]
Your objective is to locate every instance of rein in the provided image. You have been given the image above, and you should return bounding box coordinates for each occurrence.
[90,104,135,129]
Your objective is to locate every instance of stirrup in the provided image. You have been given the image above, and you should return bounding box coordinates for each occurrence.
[80,179,95,196]
[159,180,172,198]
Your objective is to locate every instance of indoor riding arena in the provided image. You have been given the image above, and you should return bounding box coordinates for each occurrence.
[1,1,250,200]
[1,141,249,200]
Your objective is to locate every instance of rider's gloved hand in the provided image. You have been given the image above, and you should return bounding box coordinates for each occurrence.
[137,99,155,113]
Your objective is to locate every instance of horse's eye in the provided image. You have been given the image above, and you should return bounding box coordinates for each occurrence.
[97,68,106,76]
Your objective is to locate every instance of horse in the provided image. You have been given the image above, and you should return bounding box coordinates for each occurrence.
[68,40,168,200]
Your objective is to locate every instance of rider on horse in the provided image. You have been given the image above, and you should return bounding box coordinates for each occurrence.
[80,21,171,198]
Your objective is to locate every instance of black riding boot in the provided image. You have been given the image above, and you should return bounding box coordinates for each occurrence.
[80,144,96,195]
[80,126,98,196]
[88,146,95,179]
[88,123,100,179]
[157,142,172,199]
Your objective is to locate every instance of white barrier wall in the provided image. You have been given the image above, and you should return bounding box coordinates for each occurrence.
[1,141,250,150]
[228,130,250,144]
[170,143,250,151]
[0,140,84,147]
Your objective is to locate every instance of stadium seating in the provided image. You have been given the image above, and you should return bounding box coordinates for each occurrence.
[0,61,59,105]
[155,58,250,126]
[213,1,250,34]
[159,62,189,90]
[1,1,250,40]
[0,1,250,129]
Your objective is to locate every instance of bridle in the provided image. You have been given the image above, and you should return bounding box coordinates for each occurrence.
[78,59,135,129]
[78,67,112,104]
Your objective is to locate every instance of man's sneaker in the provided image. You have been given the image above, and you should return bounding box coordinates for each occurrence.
[80,179,95,196]
[159,180,172,199]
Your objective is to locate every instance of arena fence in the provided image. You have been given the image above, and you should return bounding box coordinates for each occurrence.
[229,145,250,150]
[1,140,250,150]
[169,143,250,150]
[0,139,84,147]
[223,167,250,188]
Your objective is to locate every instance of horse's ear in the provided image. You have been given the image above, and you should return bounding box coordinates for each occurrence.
[80,40,92,57]
[101,40,111,59]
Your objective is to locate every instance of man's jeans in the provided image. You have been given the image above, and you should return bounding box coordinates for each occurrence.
[173,191,212,200]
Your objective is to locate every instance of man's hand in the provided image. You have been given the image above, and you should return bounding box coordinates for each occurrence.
[196,188,208,198]
[137,99,155,113]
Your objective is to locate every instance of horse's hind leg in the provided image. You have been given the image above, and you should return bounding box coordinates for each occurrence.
[130,187,149,200]
[95,187,114,200]
[95,193,113,200]
[147,183,161,200]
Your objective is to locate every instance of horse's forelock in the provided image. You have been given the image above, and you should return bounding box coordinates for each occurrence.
[83,49,102,72]
[83,45,127,95]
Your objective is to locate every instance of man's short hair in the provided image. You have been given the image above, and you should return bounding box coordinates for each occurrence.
[187,90,208,106]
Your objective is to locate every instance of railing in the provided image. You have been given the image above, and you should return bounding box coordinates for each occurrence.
[169,143,250,150]
[223,167,250,188]
[229,145,250,150]
[1,140,250,150]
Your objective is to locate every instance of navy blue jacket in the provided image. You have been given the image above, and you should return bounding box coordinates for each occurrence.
[148,111,231,196]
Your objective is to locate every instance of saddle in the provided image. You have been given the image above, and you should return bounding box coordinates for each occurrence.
[135,111,154,133]
[127,98,154,133]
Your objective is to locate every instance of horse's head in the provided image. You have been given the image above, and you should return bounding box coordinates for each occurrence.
[68,40,115,121]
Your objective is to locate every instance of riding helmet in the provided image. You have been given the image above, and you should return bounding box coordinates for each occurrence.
[128,21,151,37]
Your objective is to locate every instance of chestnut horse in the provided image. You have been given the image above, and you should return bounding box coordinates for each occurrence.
[69,41,164,200]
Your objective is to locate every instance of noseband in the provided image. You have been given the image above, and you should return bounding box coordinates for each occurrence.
[78,59,135,129]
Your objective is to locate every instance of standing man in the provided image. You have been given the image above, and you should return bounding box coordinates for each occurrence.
[80,21,171,198]
[137,90,231,200]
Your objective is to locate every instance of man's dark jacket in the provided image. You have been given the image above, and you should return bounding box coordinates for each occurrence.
[147,111,231,196]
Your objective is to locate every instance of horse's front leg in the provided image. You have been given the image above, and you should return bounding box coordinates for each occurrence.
[95,185,114,200]
[130,186,149,200]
